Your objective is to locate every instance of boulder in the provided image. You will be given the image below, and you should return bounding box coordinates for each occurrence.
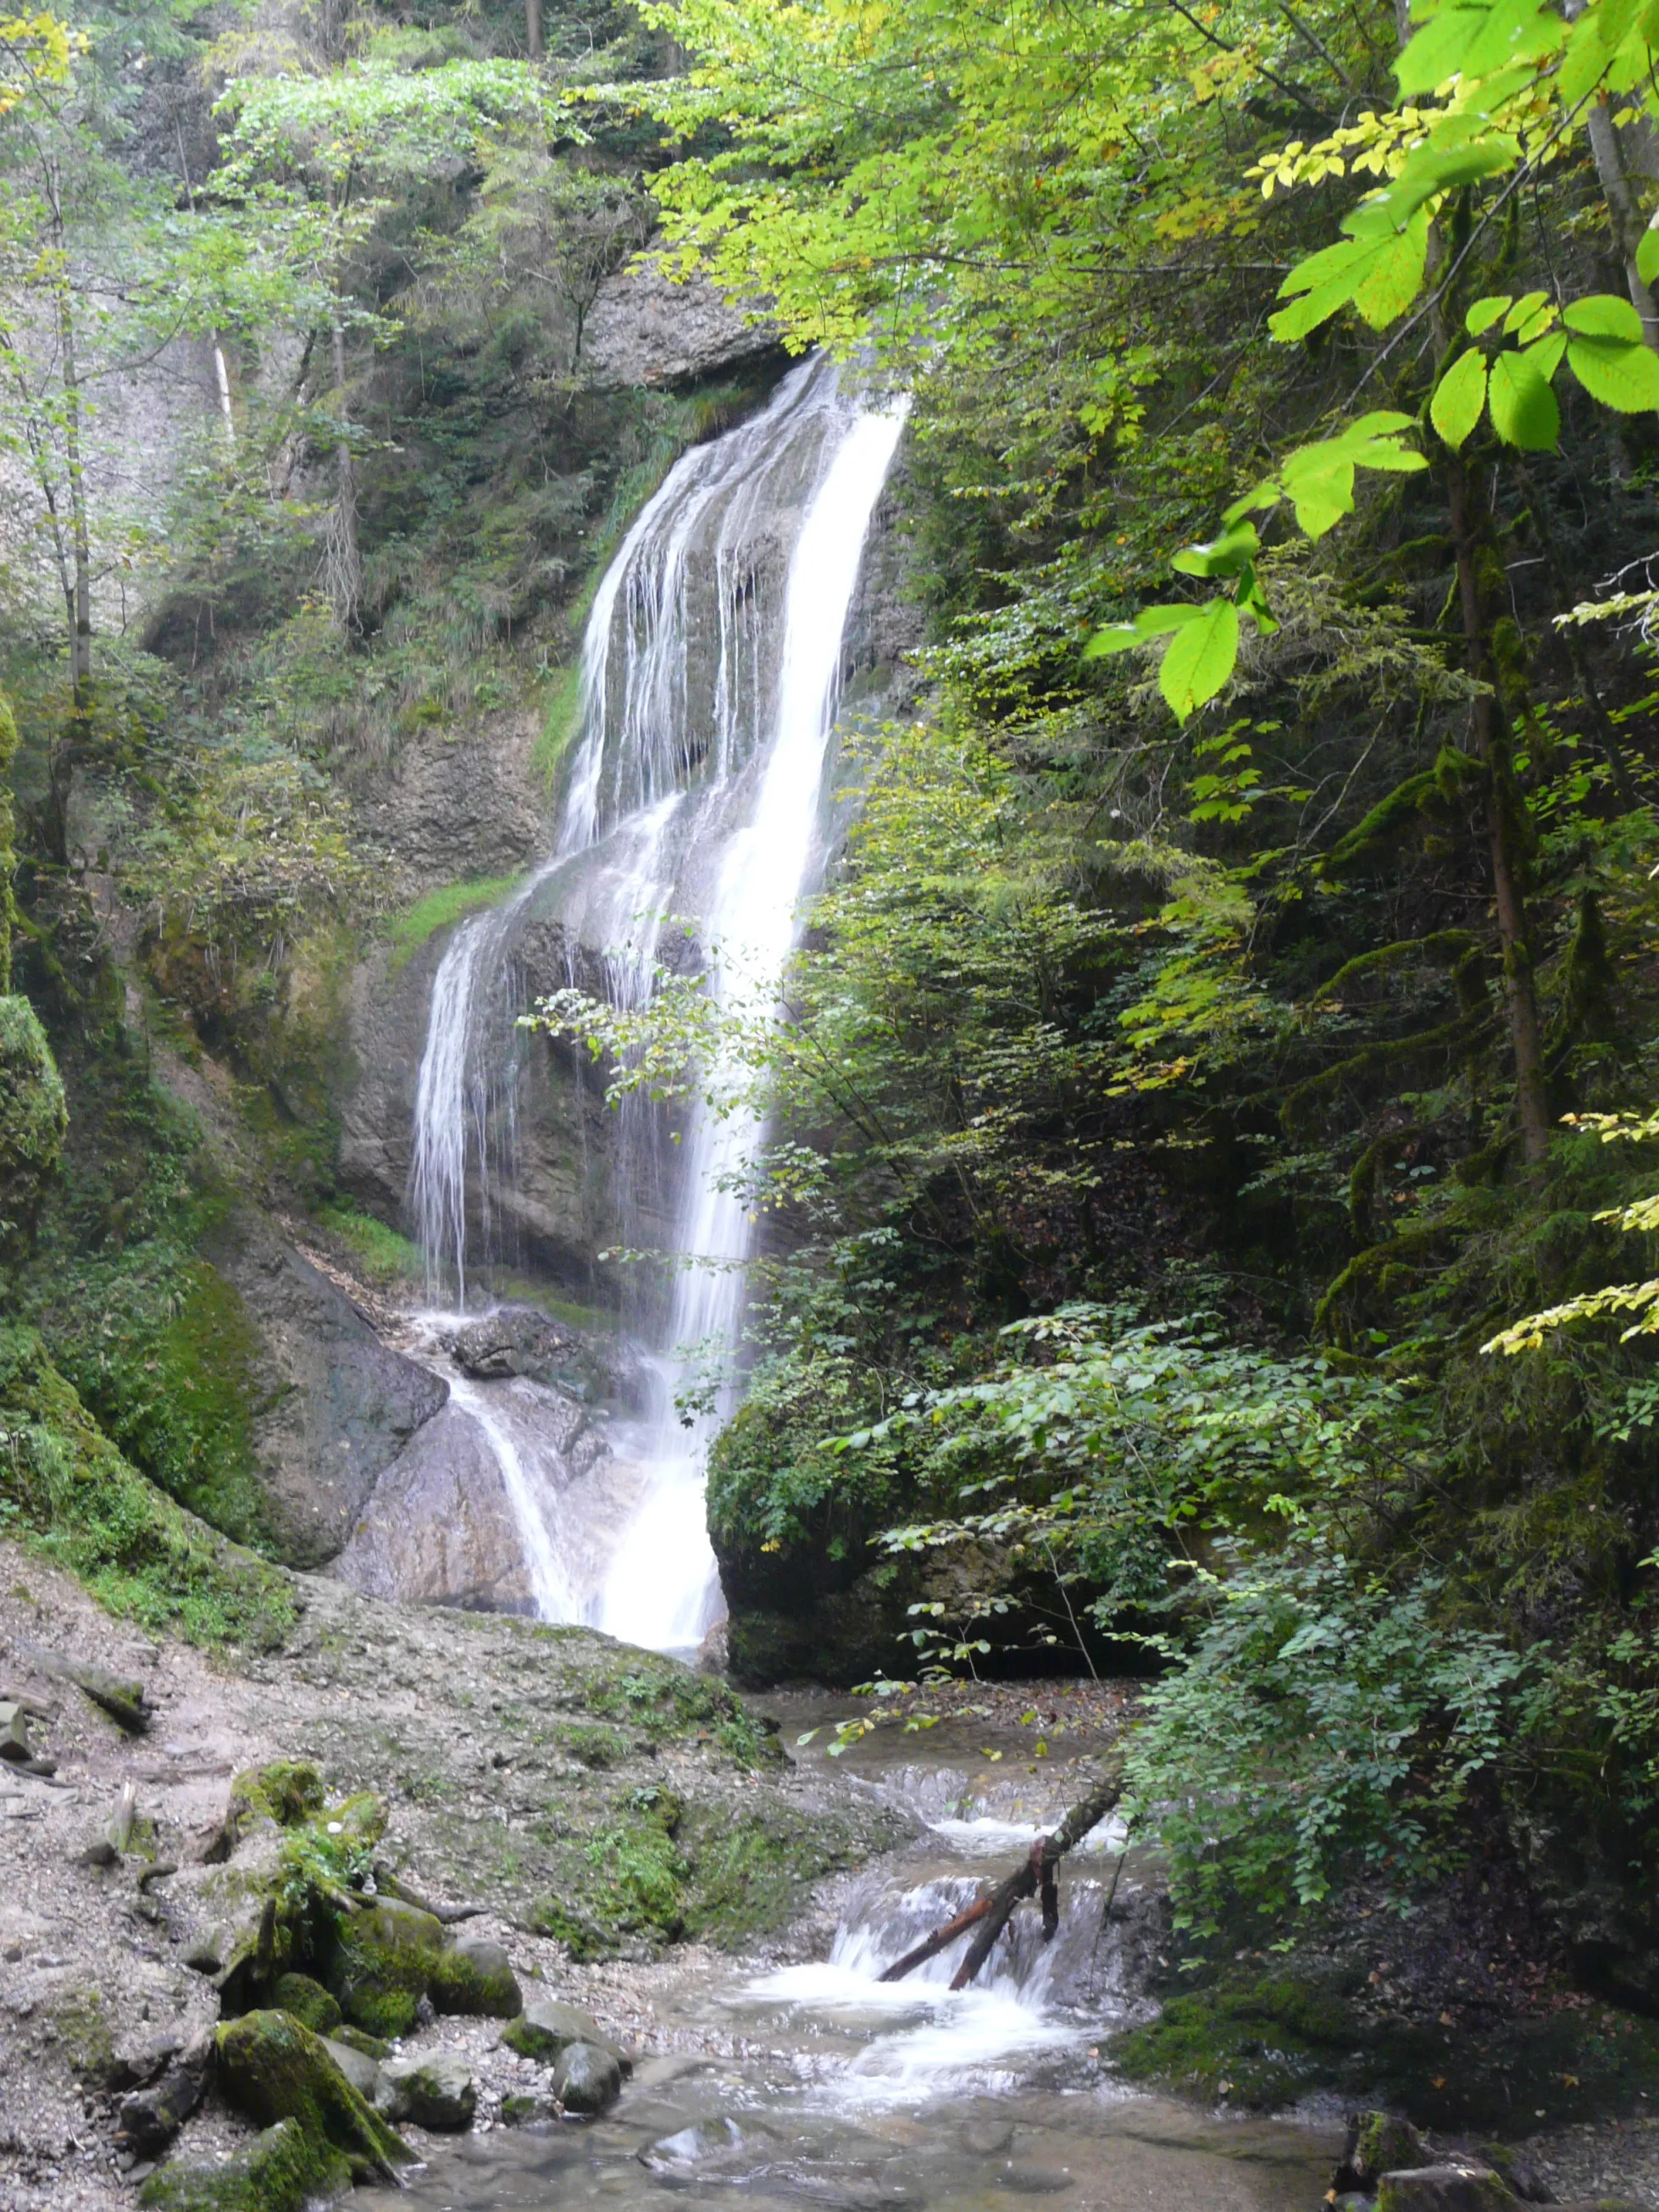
[138,2117,351,2212]
[215,2009,413,2182]
[503,1997,632,2073]
[325,1894,447,2038]
[319,2034,385,2104]
[555,2039,624,2115]
[269,1971,343,2037]
[430,1933,522,2018]
[502,2092,559,2127]
[1378,2168,1520,2212]
[1338,2114,1434,2193]
[115,2032,214,2156]
[380,2049,477,2131]
[332,2023,391,2061]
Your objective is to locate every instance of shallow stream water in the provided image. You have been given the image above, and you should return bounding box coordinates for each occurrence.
[384,1697,1340,2212]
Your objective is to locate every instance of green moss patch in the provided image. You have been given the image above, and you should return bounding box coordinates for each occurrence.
[313,1202,423,1286]
[140,2118,351,2212]
[0,1323,296,1649]
[386,876,523,973]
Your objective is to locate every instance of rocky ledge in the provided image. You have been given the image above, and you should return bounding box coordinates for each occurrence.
[0,1544,908,2211]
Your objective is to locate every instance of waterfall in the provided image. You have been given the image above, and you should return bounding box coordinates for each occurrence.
[403,354,907,1649]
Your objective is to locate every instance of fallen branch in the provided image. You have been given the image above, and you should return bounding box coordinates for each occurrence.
[882,1755,1128,1992]
[374,1863,485,1924]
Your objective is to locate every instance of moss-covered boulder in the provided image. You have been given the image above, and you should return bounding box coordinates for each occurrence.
[225,1761,326,1846]
[139,2118,351,2211]
[214,2010,413,2182]
[380,2048,477,2130]
[430,1933,522,2018]
[1337,2113,1432,2191]
[269,1971,343,2037]
[325,1894,447,2038]
[0,994,66,1260]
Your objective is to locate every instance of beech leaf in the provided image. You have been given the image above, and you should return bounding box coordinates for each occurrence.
[1158,597,1240,720]
[1431,349,1488,449]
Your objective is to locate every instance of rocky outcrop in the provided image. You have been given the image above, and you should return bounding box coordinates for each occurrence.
[210,1222,446,1569]
[581,263,781,391]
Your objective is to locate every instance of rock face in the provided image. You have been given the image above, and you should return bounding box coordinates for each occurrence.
[445,1305,647,1411]
[211,1220,446,1568]
[333,1403,543,1611]
[580,263,781,390]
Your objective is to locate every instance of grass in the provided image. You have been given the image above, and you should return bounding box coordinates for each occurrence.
[531,662,586,790]
[314,1203,424,1286]
[386,875,523,973]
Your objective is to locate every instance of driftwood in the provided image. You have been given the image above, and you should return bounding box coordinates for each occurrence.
[374,1862,485,1925]
[881,1756,1126,1992]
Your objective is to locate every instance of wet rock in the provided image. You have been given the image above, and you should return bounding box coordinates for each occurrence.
[963,2121,1015,2157]
[380,2048,478,2130]
[445,1306,647,1412]
[269,1970,344,2037]
[325,1893,447,2038]
[642,2117,771,2178]
[1377,2167,1519,2212]
[138,2115,352,2211]
[1469,2145,1556,2204]
[430,1932,522,2017]
[212,1224,447,1569]
[1339,2115,1434,2193]
[990,2164,1072,2195]
[504,1996,633,2073]
[115,2032,214,2156]
[333,1401,555,1611]
[215,2008,413,2181]
[502,2090,559,2127]
[555,2038,624,2115]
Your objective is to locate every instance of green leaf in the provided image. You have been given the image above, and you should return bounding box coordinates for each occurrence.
[1395,1,1486,92]
[1158,597,1240,720]
[1638,228,1659,288]
[1459,0,1563,77]
[1522,330,1566,384]
[1566,332,1659,410]
[1352,213,1429,328]
[1082,624,1141,659]
[1171,523,1261,578]
[1467,293,1512,335]
[1431,348,1489,448]
[1562,292,1645,341]
[1487,348,1560,447]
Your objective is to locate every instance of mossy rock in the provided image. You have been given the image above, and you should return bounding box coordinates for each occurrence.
[330,2023,391,2060]
[139,2117,351,2211]
[502,1998,631,2072]
[227,1763,326,1844]
[0,994,66,1258]
[215,2010,412,2182]
[325,1895,447,2038]
[429,1934,522,2018]
[268,1971,343,2037]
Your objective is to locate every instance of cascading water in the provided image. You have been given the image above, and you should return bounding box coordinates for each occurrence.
[401,355,907,1647]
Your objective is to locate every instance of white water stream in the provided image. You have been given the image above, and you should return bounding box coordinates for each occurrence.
[402,357,907,1650]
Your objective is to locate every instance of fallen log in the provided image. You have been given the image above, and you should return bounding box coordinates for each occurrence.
[881,1755,1127,1992]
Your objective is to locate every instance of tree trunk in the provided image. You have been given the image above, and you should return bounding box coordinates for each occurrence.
[45,158,92,707]
[879,1757,1126,1990]
[1444,458,1553,1167]
[326,306,362,632]
[526,0,543,58]
[1586,101,1659,355]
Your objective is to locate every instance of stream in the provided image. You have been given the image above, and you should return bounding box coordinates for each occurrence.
[386,1701,1340,2212]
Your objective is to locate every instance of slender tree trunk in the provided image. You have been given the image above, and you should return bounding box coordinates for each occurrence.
[1445,458,1553,1167]
[1586,101,1659,354]
[526,0,543,58]
[326,303,362,631]
[45,158,92,707]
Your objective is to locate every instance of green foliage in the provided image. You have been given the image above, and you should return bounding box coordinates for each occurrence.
[0,1322,295,1647]
[313,1201,423,1284]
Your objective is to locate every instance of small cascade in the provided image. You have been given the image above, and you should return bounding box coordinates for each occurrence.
[399,355,908,1645]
